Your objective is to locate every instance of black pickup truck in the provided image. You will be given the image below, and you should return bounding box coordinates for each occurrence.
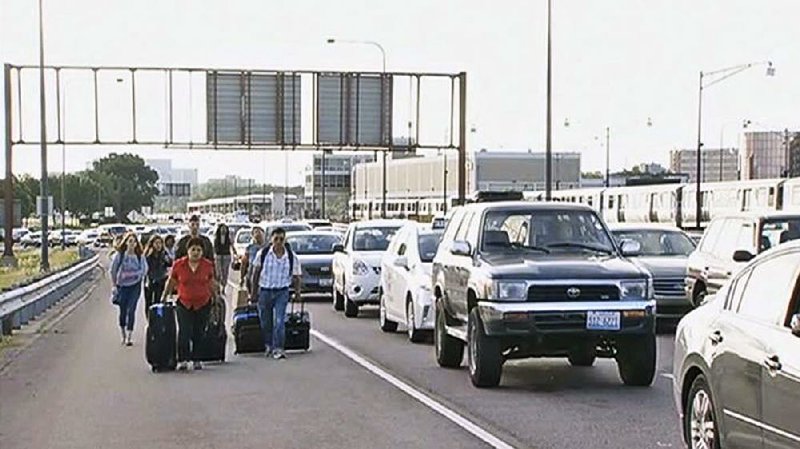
[431,201,657,388]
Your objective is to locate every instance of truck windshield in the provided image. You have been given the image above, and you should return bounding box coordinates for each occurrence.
[761,218,800,250]
[481,209,615,255]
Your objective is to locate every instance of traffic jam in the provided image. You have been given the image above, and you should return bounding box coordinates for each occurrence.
[208,190,800,449]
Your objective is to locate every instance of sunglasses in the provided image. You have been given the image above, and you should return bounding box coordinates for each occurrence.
[273,236,285,242]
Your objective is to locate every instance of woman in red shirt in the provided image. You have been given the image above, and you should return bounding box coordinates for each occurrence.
[162,237,217,371]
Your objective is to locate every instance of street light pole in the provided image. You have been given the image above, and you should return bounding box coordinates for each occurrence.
[326,38,388,218]
[38,0,50,271]
[694,61,774,229]
[605,127,610,188]
[544,0,553,201]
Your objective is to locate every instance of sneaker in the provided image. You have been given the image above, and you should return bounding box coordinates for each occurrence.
[177,361,189,371]
[264,347,273,358]
[120,328,126,345]
[193,361,202,370]
[272,350,286,360]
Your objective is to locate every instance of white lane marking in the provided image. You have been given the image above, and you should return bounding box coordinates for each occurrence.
[724,409,800,443]
[310,329,516,449]
[230,278,514,448]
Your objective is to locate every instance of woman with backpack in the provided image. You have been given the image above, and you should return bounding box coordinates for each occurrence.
[143,235,171,318]
[110,232,148,346]
[213,224,237,295]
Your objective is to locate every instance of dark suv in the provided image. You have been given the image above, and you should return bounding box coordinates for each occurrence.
[432,202,657,388]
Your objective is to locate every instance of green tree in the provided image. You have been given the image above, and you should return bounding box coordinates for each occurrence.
[91,153,159,222]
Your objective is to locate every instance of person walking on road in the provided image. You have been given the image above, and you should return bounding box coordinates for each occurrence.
[175,215,214,262]
[161,237,217,371]
[109,232,148,346]
[251,227,302,360]
[213,223,237,295]
[164,234,176,263]
[143,235,171,318]
[241,226,267,293]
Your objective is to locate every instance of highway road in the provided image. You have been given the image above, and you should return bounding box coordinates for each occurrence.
[0,273,685,449]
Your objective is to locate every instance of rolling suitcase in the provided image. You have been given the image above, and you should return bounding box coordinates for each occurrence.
[232,304,265,354]
[235,286,250,309]
[195,296,228,362]
[145,302,177,372]
[285,297,311,351]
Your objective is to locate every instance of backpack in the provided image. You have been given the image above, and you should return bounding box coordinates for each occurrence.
[251,243,295,292]
[111,252,144,285]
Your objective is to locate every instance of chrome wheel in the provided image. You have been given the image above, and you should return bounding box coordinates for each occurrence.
[406,301,415,340]
[689,389,716,449]
[468,315,477,375]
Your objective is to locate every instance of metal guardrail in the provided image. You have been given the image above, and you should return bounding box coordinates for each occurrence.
[0,253,100,336]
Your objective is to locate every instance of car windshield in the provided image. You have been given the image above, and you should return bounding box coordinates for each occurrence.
[286,234,341,255]
[761,218,800,251]
[236,230,253,244]
[418,233,442,262]
[611,230,695,256]
[481,209,615,254]
[353,227,401,251]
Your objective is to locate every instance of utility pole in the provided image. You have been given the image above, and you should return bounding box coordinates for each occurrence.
[3,64,15,266]
[605,127,610,188]
[38,0,50,271]
[544,0,553,201]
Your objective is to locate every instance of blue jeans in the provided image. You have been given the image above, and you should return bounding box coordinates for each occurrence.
[257,287,290,351]
[116,283,141,331]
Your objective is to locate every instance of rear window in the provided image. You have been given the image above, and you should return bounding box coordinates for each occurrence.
[418,233,442,262]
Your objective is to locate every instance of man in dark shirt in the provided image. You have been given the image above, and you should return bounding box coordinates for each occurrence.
[175,215,215,262]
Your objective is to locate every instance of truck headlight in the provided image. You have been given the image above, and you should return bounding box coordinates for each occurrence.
[620,280,648,300]
[491,281,528,301]
[352,260,369,276]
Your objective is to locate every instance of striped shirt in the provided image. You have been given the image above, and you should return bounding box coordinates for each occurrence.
[257,246,302,289]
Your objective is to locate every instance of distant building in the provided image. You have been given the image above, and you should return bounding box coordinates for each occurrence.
[669,148,739,182]
[304,152,375,219]
[146,159,199,212]
[350,149,581,219]
[790,135,800,178]
[742,130,797,180]
[637,162,667,176]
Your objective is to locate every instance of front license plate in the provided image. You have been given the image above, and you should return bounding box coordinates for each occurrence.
[319,278,333,287]
[586,311,621,331]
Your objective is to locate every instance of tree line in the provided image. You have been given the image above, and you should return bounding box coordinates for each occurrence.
[10,153,159,223]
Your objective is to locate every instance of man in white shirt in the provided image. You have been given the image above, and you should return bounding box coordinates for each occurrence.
[251,227,302,359]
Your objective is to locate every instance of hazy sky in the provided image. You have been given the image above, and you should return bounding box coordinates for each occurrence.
[2,0,798,185]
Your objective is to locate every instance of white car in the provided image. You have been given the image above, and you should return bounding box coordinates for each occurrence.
[379,223,443,342]
[77,228,100,246]
[21,231,42,248]
[12,227,30,242]
[332,219,408,318]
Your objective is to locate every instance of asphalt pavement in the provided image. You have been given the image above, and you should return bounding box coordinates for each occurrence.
[0,271,685,449]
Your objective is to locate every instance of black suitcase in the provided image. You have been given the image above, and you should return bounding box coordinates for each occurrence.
[232,304,265,354]
[195,297,227,362]
[285,298,311,351]
[145,302,177,372]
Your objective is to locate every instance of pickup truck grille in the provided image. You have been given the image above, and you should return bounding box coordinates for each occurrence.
[527,285,619,302]
[652,277,686,298]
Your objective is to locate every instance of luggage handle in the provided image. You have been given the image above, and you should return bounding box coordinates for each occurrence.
[289,290,304,314]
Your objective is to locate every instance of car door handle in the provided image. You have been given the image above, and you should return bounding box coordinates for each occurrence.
[709,330,723,345]
[764,355,783,372]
